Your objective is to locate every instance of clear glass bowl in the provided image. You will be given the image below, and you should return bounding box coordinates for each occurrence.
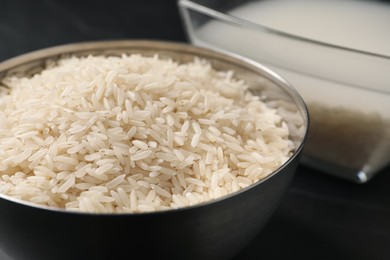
[178,0,390,183]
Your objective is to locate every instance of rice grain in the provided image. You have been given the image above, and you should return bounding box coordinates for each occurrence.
[0,54,294,213]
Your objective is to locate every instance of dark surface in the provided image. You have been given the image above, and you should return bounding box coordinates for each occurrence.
[0,0,389,259]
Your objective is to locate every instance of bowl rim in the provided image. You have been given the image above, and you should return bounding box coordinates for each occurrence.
[0,39,309,216]
[178,0,390,60]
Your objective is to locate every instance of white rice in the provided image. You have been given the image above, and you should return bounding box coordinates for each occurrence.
[0,54,294,213]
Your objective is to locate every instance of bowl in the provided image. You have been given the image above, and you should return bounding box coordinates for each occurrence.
[178,0,390,183]
[0,40,308,260]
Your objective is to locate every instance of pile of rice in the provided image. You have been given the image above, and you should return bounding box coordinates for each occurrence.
[0,54,294,213]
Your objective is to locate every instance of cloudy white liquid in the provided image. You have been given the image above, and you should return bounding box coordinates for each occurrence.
[185,0,390,177]
[232,0,390,56]
[191,0,390,116]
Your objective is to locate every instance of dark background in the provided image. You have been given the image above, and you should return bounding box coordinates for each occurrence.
[1,0,390,259]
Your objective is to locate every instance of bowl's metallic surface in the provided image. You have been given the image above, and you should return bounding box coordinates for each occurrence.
[0,40,308,260]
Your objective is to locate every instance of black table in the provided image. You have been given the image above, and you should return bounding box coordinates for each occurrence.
[1,1,389,259]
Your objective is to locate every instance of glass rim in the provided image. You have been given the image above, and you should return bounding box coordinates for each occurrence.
[178,0,390,60]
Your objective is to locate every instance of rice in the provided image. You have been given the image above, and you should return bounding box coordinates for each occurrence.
[0,54,294,213]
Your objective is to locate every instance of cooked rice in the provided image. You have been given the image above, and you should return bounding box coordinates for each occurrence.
[0,54,294,213]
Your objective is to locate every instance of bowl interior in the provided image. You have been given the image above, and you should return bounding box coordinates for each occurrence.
[0,40,308,211]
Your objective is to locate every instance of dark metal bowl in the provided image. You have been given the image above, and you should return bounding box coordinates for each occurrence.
[0,40,309,260]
